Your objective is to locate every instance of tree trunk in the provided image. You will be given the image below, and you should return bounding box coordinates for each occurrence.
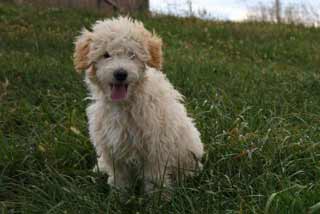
[138,0,149,12]
[275,0,281,23]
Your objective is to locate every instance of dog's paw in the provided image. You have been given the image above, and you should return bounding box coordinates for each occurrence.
[144,181,172,202]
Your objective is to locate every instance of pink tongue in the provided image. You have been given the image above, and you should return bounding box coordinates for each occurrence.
[111,84,127,101]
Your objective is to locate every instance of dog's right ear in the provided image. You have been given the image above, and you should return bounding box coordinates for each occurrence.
[73,28,93,73]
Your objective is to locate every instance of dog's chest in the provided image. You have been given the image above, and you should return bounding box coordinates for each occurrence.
[105,109,147,158]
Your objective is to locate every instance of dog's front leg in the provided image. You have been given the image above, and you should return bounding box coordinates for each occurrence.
[107,163,131,189]
[142,162,172,194]
[142,165,173,201]
[93,154,109,174]
[93,151,131,189]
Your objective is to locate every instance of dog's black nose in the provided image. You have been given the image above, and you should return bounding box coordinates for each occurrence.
[113,68,128,82]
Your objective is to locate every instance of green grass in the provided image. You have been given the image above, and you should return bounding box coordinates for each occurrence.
[1,2,320,213]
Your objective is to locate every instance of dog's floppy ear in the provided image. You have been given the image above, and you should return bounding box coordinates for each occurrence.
[147,33,163,70]
[73,28,93,73]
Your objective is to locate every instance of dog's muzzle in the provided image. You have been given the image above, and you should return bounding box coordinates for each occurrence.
[110,68,129,101]
[113,68,128,82]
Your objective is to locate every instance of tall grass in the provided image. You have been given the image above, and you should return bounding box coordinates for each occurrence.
[1,2,320,213]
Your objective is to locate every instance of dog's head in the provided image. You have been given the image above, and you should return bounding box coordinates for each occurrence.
[73,16,162,102]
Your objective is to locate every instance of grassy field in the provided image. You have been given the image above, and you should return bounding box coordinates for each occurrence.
[1,2,320,213]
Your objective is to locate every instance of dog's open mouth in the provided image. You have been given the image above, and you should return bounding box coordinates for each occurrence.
[110,83,128,101]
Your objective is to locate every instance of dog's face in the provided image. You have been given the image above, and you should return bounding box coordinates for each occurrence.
[73,17,163,102]
[92,40,146,102]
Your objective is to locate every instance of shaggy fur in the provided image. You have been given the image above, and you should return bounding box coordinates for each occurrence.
[73,16,204,192]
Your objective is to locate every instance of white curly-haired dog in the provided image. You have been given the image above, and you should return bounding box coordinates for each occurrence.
[73,16,204,193]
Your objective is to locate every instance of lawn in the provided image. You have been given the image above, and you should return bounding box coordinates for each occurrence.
[1,2,320,213]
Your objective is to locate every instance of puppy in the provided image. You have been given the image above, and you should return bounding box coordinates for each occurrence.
[73,17,204,193]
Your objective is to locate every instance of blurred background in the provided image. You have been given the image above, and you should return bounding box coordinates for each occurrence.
[12,0,320,26]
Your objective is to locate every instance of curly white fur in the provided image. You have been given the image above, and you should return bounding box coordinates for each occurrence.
[74,17,204,192]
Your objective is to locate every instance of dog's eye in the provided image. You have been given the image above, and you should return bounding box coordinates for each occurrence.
[103,52,111,59]
[128,51,136,59]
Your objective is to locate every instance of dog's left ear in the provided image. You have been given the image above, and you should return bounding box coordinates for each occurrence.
[73,28,93,73]
[147,33,163,70]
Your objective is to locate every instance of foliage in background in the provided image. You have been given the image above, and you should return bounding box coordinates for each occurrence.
[246,1,320,27]
[1,2,320,213]
[155,0,320,26]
